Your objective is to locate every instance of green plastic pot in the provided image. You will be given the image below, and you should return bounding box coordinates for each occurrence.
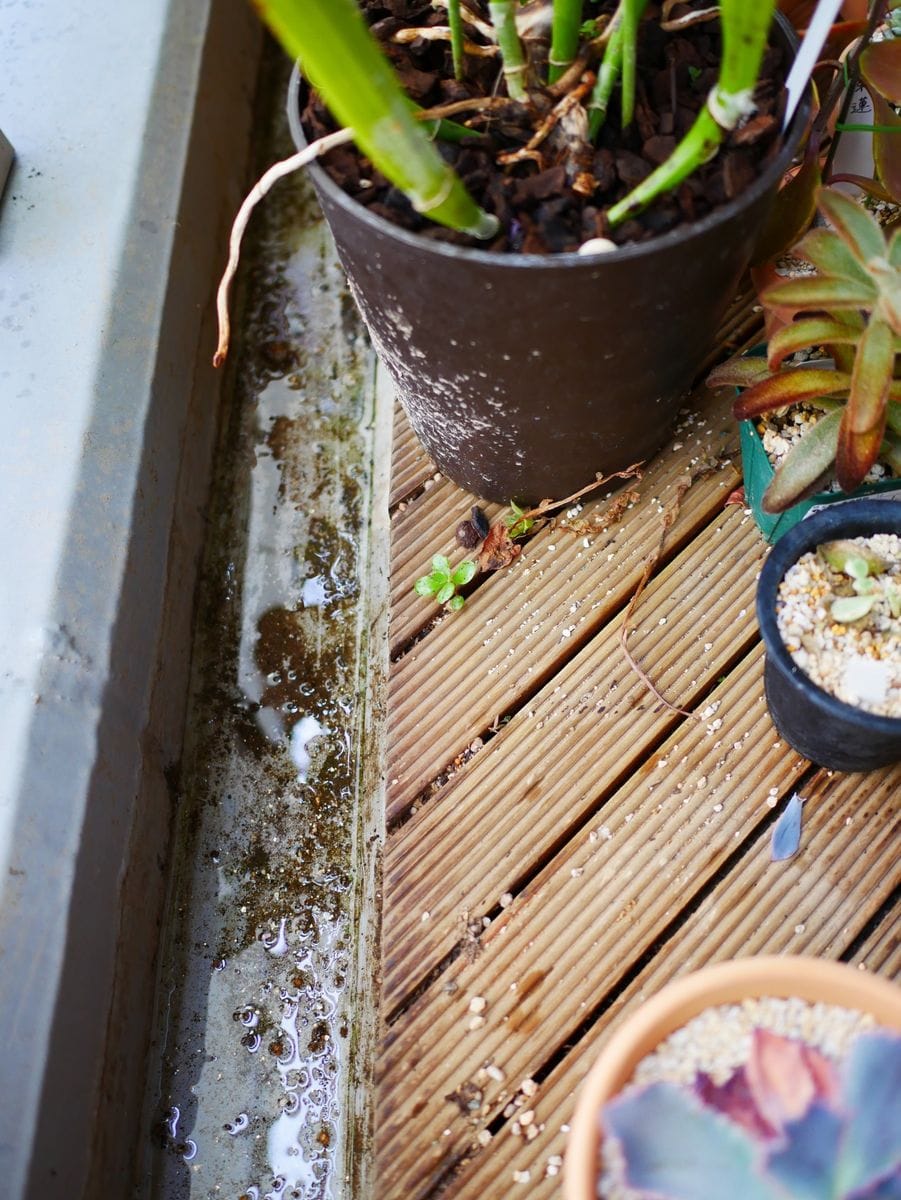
[740,417,901,544]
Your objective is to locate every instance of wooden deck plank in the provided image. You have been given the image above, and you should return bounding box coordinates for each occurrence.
[436,766,901,1200]
[390,485,503,654]
[375,282,899,1200]
[383,508,768,1010]
[390,402,433,508]
[387,388,743,823]
[376,646,827,1196]
[849,908,901,975]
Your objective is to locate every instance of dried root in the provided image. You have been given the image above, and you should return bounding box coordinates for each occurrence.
[213,128,353,368]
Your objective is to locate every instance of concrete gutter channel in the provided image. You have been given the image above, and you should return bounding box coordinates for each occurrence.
[0,3,385,1196]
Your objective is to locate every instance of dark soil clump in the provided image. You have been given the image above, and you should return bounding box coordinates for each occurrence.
[302,0,790,254]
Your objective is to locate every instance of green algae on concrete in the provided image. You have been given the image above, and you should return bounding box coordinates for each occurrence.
[140,54,386,1200]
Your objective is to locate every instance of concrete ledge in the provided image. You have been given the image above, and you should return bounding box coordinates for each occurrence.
[0,0,262,1194]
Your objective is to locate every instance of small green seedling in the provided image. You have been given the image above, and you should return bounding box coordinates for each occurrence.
[504,500,535,540]
[819,539,898,623]
[414,554,477,612]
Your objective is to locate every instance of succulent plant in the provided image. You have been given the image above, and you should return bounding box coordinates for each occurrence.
[709,188,901,513]
[414,554,477,611]
[819,538,901,622]
[603,1027,901,1200]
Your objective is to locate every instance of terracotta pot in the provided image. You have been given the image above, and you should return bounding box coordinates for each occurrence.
[564,956,901,1200]
[287,18,809,503]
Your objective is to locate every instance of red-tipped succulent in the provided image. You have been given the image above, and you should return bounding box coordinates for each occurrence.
[710,188,901,513]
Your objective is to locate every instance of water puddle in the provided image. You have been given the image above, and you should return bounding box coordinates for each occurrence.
[139,53,385,1199]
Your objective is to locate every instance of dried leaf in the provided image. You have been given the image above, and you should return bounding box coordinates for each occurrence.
[478,521,521,572]
[770,793,804,862]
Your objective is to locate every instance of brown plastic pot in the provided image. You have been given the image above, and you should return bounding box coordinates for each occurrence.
[563,957,901,1200]
[288,18,808,504]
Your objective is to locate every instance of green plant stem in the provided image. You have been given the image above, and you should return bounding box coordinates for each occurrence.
[588,5,623,138]
[620,0,641,128]
[549,0,583,84]
[448,0,465,81]
[488,0,528,101]
[608,107,724,223]
[258,0,498,238]
[836,122,901,133]
[608,0,775,225]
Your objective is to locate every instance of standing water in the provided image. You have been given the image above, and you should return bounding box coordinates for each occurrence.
[139,52,388,1199]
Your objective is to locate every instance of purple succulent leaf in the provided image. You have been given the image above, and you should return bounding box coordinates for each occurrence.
[766,319,861,372]
[836,1033,901,1198]
[695,1068,779,1141]
[851,1170,901,1200]
[762,408,841,513]
[734,370,851,420]
[747,1030,839,1133]
[770,793,804,862]
[817,188,887,266]
[603,1082,780,1200]
[795,227,874,286]
[766,1102,845,1200]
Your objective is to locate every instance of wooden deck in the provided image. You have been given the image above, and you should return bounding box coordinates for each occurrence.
[375,290,900,1200]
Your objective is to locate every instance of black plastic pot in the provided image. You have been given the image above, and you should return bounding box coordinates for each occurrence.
[757,500,901,772]
[288,18,808,503]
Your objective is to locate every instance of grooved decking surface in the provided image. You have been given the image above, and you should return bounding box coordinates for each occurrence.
[376,292,900,1200]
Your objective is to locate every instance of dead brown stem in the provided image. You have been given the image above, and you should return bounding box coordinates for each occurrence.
[519,461,643,521]
[498,71,596,165]
[416,96,518,122]
[392,27,498,55]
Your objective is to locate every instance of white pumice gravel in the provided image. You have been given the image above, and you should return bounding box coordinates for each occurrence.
[776,534,901,717]
[599,997,878,1200]
[758,404,893,488]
